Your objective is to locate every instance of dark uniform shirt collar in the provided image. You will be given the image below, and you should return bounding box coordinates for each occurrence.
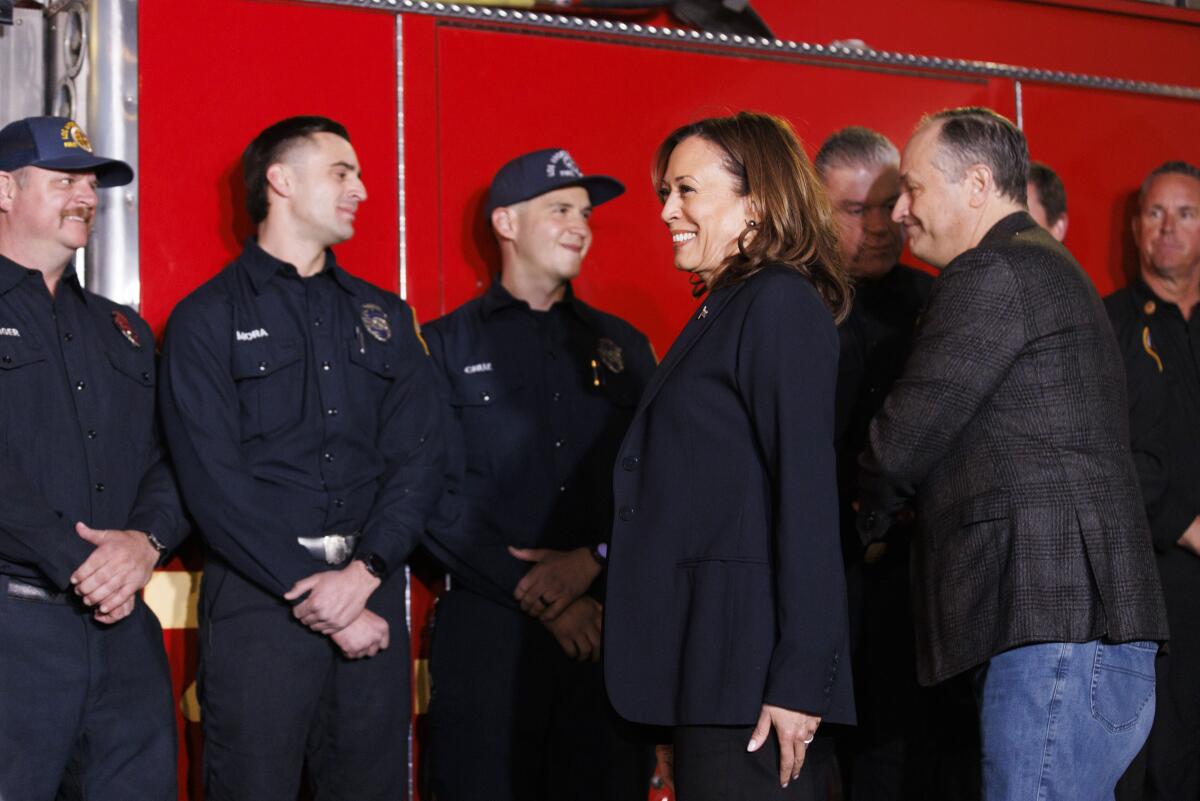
[480,279,594,326]
[0,253,88,302]
[241,237,356,296]
[1129,275,1197,321]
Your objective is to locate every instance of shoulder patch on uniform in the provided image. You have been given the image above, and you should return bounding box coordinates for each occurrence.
[361,303,391,342]
[596,337,624,374]
[111,311,142,349]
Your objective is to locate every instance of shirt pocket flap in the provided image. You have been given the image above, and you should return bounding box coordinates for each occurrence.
[231,340,302,379]
[348,341,398,380]
[449,375,524,408]
[105,349,155,387]
[0,344,47,370]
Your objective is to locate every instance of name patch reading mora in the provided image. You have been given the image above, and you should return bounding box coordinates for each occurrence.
[463,362,493,374]
[0,328,19,337]
[236,328,269,342]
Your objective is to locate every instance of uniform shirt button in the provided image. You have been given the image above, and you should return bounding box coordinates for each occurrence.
[63,332,73,342]
[75,380,86,391]
[1,356,11,364]
[323,452,334,463]
[94,482,105,492]
[383,363,391,372]
[559,483,567,492]
[87,430,97,439]
[622,455,640,471]
[313,318,323,327]
[322,361,332,371]
[334,498,345,508]
[552,391,561,402]
[619,505,636,521]
[258,361,268,372]
[554,439,564,448]
[327,408,339,416]
[480,391,492,403]
[141,371,150,381]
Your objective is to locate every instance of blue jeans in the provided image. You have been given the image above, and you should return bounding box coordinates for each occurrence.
[977,640,1158,801]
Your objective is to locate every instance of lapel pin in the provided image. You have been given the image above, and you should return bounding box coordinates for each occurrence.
[698,306,709,320]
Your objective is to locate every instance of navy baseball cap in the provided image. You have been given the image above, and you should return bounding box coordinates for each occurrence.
[0,116,133,187]
[485,148,623,216]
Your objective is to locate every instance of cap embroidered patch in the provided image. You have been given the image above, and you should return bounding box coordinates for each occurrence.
[111,310,141,348]
[546,149,583,179]
[61,121,93,152]
[596,338,624,374]
[361,303,391,342]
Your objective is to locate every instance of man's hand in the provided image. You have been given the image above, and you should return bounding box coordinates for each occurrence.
[509,546,601,621]
[284,559,381,635]
[542,595,602,662]
[1177,516,1200,557]
[747,704,821,789]
[331,608,390,660]
[70,523,160,622]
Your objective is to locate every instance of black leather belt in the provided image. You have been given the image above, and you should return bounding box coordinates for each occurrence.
[5,578,71,605]
[296,532,361,565]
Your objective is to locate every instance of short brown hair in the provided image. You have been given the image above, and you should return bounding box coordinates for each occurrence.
[652,111,851,322]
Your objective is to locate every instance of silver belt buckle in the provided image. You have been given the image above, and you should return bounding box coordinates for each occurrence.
[324,535,350,565]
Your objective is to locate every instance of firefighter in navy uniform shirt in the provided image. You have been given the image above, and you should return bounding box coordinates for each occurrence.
[0,116,186,800]
[423,149,657,801]
[159,116,443,801]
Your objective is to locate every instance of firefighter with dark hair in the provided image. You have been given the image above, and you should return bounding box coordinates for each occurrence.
[160,115,444,800]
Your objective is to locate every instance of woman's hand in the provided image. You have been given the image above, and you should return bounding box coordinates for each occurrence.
[746,704,821,788]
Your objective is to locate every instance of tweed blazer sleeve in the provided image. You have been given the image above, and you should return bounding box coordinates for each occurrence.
[858,249,1025,542]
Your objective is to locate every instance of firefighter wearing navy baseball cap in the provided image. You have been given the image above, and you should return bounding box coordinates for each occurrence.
[423,148,657,800]
[0,116,186,800]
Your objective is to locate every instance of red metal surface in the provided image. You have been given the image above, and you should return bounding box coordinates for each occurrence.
[133,2,1200,799]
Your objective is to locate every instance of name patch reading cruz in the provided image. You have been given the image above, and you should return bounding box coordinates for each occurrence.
[463,362,493,374]
[236,328,269,342]
[360,304,391,342]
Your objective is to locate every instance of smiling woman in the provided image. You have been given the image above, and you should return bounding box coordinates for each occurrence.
[604,111,855,801]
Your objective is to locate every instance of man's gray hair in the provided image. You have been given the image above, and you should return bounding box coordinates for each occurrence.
[921,107,1028,205]
[814,126,899,178]
[1140,160,1200,204]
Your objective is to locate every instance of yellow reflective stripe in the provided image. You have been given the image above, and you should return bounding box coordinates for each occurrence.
[1142,326,1164,373]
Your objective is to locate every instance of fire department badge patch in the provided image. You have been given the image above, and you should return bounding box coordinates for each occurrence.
[111,310,141,348]
[596,338,624,374]
[61,121,93,152]
[360,304,391,342]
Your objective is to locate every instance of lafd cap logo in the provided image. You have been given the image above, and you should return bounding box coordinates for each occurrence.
[546,150,583,179]
[60,121,93,152]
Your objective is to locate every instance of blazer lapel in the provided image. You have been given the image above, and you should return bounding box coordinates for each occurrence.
[635,280,749,415]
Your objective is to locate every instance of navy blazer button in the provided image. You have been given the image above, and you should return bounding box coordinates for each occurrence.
[622,455,640,471]
[619,505,636,521]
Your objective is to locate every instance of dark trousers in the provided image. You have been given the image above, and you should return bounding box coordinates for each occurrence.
[0,575,176,801]
[427,587,653,801]
[673,724,836,801]
[1117,644,1200,800]
[198,561,411,801]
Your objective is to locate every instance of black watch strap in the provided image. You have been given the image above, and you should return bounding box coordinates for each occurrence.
[356,552,388,579]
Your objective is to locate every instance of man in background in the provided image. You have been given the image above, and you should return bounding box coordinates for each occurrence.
[1108,161,1200,801]
[1027,160,1069,242]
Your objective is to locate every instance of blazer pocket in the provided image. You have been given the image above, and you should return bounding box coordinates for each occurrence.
[674,559,774,717]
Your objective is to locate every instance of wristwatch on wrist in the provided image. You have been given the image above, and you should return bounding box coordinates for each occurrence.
[589,543,608,567]
[355,552,388,580]
[143,531,168,565]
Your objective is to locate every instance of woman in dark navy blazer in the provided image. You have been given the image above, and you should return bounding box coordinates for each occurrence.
[604,112,856,798]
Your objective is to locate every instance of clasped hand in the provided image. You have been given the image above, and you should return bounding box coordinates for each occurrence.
[70,523,160,624]
[508,545,600,621]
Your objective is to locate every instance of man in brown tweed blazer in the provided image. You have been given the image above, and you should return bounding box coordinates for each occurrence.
[857,107,1168,801]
